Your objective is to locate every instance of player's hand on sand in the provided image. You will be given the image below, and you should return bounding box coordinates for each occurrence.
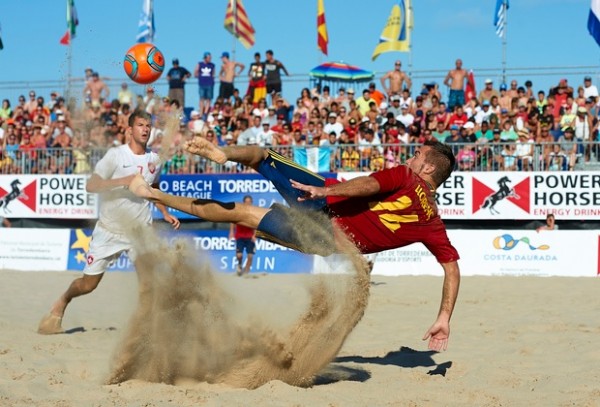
[422,320,450,352]
[290,180,327,201]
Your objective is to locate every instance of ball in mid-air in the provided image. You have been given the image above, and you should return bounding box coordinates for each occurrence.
[123,43,165,84]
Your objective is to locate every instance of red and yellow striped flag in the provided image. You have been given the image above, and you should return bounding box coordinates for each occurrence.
[317,0,328,55]
[224,0,256,49]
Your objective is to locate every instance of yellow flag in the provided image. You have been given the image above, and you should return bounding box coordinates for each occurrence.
[372,0,412,61]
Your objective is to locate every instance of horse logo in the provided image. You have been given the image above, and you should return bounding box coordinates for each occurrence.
[480,176,520,215]
[0,179,29,214]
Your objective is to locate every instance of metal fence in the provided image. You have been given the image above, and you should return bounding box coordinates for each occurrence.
[1,141,599,175]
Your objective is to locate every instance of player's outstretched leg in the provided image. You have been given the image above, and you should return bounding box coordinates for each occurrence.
[184,136,268,169]
[128,175,268,227]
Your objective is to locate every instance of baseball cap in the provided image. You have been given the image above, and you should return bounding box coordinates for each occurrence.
[172,58,179,64]
[499,83,508,91]
[482,100,490,106]
[463,121,475,129]
[349,118,357,124]
[328,112,337,118]
[577,107,587,114]
[485,78,493,84]
[221,51,230,58]
[584,76,592,81]
[493,128,501,134]
[225,133,234,140]
[203,51,211,58]
[450,124,459,130]
[347,88,355,94]
[400,103,409,109]
[277,114,285,120]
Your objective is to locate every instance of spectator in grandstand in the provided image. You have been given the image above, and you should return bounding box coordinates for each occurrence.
[37,110,180,335]
[583,76,599,99]
[478,79,500,105]
[166,58,191,108]
[117,83,135,106]
[444,58,469,111]
[24,90,38,115]
[515,129,534,171]
[355,89,374,116]
[218,52,245,102]
[380,60,412,97]
[446,105,468,129]
[557,127,580,170]
[84,73,110,107]
[461,122,477,143]
[396,103,414,128]
[500,119,518,141]
[501,141,518,171]
[264,50,289,100]
[0,99,12,120]
[433,121,449,142]
[573,106,594,161]
[456,143,476,171]
[476,120,493,140]
[195,52,216,118]
[536,214,558,232]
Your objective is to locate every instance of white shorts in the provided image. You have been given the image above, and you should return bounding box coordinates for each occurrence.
[83,223,138,275]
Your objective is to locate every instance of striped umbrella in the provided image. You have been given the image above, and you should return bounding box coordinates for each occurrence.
[309,61,374,82]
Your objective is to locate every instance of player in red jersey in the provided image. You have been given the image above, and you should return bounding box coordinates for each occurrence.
[129,138,460,352]
[229,195,257,276]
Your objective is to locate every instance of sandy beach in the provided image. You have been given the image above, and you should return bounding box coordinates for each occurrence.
[1,269,599,407]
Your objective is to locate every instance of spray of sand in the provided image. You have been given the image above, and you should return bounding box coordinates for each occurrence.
[106,206,370,389]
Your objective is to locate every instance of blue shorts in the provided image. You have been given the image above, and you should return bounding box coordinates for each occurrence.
[199,85,214,100]
[255,150,335,256]
[236,238,255,254]
[256,149,327,212]
[448,89,465,110]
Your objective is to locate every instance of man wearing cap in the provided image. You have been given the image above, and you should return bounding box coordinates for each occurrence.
[573,105,593,161]
[324,112,343,138]
[396,102,414,128]
[380,60,412,97]
[167,58,191,108]
[478,79,500,105]
[583,76,599,99]
[194,52,216,117]
[219,52,245,101]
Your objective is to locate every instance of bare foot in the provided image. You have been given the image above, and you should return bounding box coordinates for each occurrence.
[38,314,64,335]
[128,174,154,200]
[185,137,227,164]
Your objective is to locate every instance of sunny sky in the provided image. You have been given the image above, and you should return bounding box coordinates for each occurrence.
[0,0,598,109]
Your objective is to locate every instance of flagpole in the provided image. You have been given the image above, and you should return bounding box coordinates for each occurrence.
[408,1,413,81]
[231,0,237,62]
[501,0,507,85]
[66,38,73,104]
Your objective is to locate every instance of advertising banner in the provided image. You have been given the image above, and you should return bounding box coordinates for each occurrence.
[0,175,97,219]
[0,228,70,270]
[152,173,335,220]
[66,228,314,274]
[370,230,600,277]
[338,171,600,220]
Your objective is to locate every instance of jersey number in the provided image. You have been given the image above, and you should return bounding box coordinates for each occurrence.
[369,195,418,232]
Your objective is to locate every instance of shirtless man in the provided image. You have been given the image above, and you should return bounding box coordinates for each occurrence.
[443,59,469,111]
[219,51,245,101]
[380,60,411,97]
[83,72,110,106]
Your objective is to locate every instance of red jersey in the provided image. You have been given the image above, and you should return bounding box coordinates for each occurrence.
[234,224,255,239]
[325,165,459,263]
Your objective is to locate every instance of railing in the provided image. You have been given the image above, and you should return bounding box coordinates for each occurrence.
[1,142,599,175]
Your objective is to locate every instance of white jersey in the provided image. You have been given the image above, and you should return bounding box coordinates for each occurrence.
[94,144,162,234]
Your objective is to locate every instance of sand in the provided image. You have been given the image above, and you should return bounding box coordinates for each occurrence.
[1,267,599,406]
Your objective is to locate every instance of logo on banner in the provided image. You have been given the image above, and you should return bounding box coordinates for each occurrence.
[70,229,92,265]
[473,175,530,215]
[492,234,550,251]
[0,178,36,213]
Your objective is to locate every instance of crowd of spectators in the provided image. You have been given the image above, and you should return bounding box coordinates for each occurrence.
[1,57,599,175]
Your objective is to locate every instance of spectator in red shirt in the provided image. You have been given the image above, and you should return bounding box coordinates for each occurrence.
[446,105,469,129]
[130,138,461,352]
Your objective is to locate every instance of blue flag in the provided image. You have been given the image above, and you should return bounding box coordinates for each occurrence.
[494,0,509,39]
[589,0,600,47]
[136,0,155,43]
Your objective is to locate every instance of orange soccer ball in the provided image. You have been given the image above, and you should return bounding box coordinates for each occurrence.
[123,43,165,84]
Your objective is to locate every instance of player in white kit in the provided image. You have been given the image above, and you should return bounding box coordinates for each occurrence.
[38,110,180,334]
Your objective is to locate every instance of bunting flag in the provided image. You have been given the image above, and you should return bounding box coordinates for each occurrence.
[0,23,3,50]
[136,0,155,43]
[465,70,476,101]
[224,0,256,49]
[317,0,328,55]
[589,0,600,47]
[59,0,79,46]
[494,0,509,39]
[372,0,412,61]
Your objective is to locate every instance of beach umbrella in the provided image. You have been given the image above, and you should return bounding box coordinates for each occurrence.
[309,61,374,82]
[309,62,374,94]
